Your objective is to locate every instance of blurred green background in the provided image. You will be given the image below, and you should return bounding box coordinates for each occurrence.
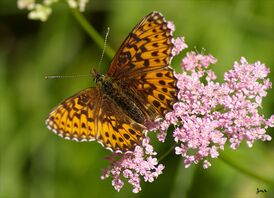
[0,0,273,198]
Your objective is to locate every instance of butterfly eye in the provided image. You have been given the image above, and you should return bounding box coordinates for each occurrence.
[91,72,103,84]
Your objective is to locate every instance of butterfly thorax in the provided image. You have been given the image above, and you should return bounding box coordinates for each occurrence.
[95,73,145,125]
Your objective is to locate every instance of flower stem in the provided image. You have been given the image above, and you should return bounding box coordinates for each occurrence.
[158,145,176,162]
[219,155,273,185]
[70,9,115,59]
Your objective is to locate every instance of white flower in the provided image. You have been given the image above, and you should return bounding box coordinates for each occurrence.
[79,0,89,12]
[28,4,52,22]
[44,0,58,6]
[67,0,78,8]
[17,0,90,21]
[67,0,89,11]
[17,0,35,10]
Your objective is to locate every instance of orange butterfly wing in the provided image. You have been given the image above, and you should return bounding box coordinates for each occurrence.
[46,88,100,141]
[46,88,144,152]
[124,67,178,121]
[108,11,174,78]
[96,95,145,152]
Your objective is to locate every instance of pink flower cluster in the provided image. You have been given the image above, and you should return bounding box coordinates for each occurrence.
[158,52,273,169]
[101,137,164,193]
[101,25,273,193]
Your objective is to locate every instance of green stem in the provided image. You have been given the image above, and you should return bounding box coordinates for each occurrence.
[70,9,115,59]
[219,155,273,185]
[158,144,176,162]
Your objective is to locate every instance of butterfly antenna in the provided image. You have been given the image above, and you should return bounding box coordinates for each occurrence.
[44,74,90,79]
[97,27,110,73]
[46,28,110,80]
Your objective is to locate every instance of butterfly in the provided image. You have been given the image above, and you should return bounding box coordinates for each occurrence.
[45,11,178,153]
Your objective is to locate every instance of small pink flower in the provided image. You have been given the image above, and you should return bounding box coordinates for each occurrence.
[203,160,211,169]
[167,21,175,32]
[181,52,217,71]
[172,37,188,56]
[112,177,124,192]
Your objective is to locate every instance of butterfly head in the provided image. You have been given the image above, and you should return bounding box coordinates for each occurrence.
[91,68,104,83]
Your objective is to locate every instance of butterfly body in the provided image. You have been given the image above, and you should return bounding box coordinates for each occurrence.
[46,11,178,152]
[94,71,145,124]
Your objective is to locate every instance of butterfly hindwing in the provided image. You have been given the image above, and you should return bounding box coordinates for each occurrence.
[96,95,145,152]
[46,88,145,152]
[120,67,178,121]
[136,67,178,117]
[46,88,100,141]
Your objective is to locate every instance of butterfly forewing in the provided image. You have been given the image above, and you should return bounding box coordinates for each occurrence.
[107,11,174,78]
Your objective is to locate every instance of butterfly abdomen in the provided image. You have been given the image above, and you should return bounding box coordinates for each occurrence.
[98,76,145,125]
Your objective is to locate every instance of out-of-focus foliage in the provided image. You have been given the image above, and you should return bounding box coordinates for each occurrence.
[0,0,273,198]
